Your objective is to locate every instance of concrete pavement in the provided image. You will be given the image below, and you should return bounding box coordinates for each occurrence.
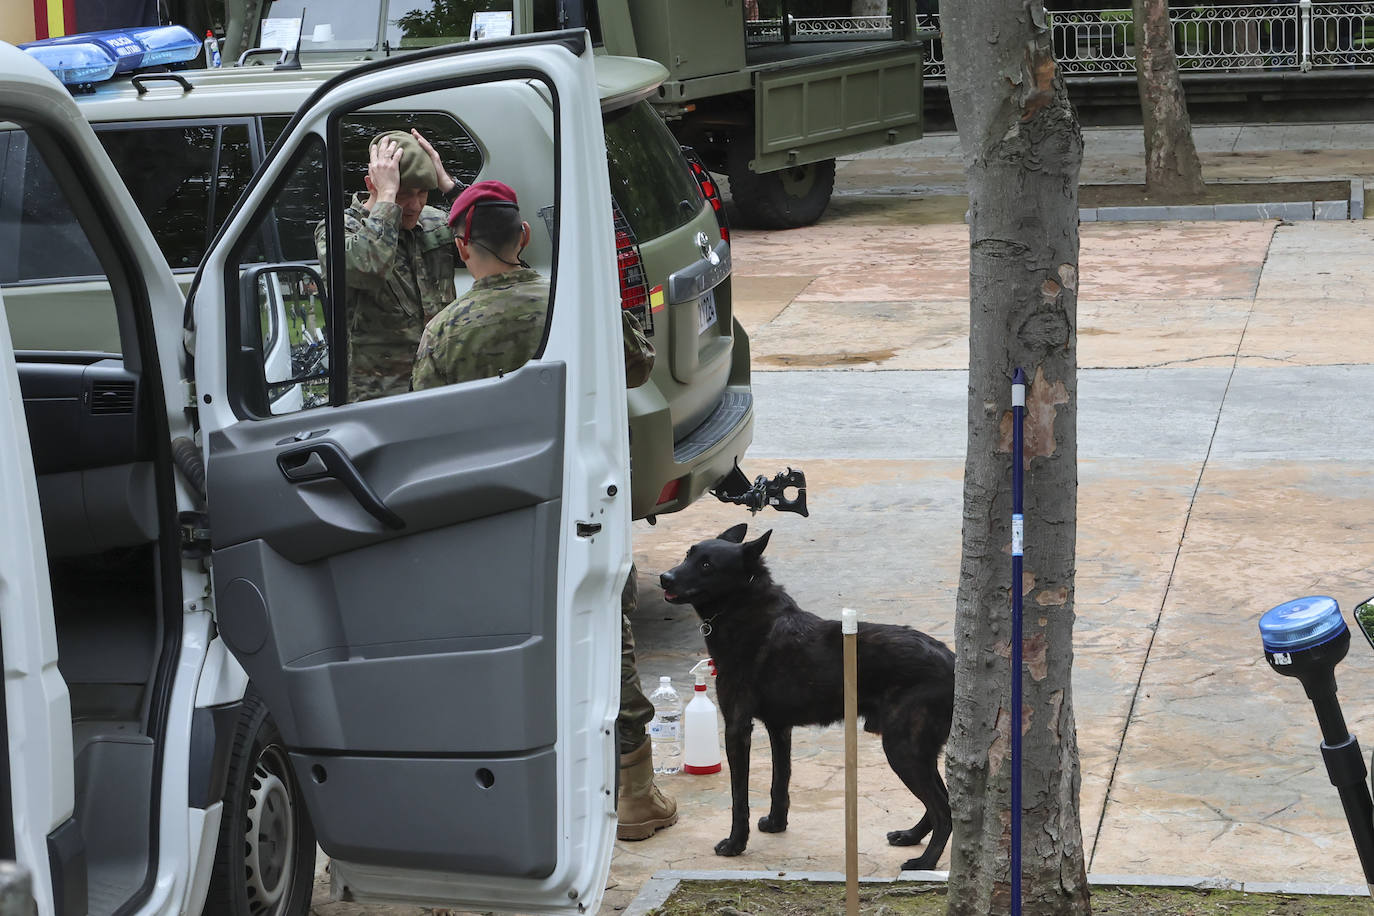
[305,123,1374,914]
[602,126,1374,911]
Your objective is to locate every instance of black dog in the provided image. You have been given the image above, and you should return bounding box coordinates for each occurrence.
[659,524,955,871]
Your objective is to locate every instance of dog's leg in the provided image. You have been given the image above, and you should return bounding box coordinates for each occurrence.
[758,722,791,833]
[883,714,952,871]
[881,725,934,846]
[715,715,753,857]
[898,767,950,872]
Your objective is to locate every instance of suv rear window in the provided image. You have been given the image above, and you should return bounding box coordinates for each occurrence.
[97,123,256,270]
[0,130,105,283]
[602,102,702,242]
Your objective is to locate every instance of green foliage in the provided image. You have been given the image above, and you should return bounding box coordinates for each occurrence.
[392,0,480,40]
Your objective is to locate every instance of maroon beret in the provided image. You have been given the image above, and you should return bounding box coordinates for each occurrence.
[448,179,520,242]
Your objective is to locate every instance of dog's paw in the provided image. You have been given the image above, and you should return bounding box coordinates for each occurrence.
[757,814,787,833]
[714,837,747,857]
[901,854,939,872]
[887,827,929,847]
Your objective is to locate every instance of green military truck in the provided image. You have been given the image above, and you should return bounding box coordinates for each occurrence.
[180,1,929,228]
[519,1,933,228]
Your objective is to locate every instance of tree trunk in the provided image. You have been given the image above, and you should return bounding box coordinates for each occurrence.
[941,3,1090,915]
[1134,0,1206,199]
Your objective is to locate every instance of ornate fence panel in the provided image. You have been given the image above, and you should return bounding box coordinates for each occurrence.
[1308,1,1374,67]
[915,13,945,77]
[732,5,1374,79]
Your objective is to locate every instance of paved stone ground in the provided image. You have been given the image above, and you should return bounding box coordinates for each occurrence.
[311,125,1374,915]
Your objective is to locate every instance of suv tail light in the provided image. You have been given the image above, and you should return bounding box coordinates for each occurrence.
[612,199,654,334]
[656,477,682,506]
[682,146,729,243]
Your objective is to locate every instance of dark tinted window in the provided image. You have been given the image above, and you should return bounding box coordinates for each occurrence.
[602,102,702,241]
[97,123,255,269]
[262,111,481,260]
[0,131,105,282]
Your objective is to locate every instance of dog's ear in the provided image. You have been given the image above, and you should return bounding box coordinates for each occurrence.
[718,523,748,544]
[742,529,772,564]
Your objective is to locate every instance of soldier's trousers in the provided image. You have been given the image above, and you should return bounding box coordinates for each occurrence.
[618,565,655,755]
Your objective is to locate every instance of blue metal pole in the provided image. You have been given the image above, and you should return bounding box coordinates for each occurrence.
[1011,367,1026,916]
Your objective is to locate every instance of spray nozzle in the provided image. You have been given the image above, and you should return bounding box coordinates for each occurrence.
[690,658,716,687]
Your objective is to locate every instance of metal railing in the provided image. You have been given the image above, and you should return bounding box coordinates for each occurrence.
[755,4,1374,77]
[745,14,893,42]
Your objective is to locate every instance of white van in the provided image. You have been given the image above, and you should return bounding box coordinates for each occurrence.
[0,31,629,916]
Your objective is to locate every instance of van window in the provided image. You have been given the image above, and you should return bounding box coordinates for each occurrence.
[226,134,332,414]
[96,123,256,270]
[262,112,482,261]
[602,101,702,241]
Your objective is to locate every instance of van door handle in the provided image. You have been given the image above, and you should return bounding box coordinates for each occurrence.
[277,442,406,530]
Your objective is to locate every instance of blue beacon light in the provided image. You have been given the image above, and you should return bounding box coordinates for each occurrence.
[1261,595,1348,662]
[1260,595,1374,890]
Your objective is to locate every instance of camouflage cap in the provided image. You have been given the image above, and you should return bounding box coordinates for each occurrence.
[371,130,438,191]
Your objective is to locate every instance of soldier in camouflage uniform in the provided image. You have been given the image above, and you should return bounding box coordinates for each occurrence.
[412,181,673,841]
[315,129,462,401]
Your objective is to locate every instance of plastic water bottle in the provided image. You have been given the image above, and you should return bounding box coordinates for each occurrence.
[203,31,222,68]
[648,676,683,774]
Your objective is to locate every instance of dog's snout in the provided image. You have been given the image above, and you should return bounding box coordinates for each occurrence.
[659,571,674,590]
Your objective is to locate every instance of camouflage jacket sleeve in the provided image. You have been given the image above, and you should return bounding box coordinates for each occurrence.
[331,201,404,293]
[622,309,655,389]
[411,321,444,392]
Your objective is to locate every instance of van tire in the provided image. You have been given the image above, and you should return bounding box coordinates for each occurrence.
[726,135,834,229]
[205,691,316,916]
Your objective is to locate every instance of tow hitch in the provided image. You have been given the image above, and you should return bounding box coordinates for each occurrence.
[711,463,808,517]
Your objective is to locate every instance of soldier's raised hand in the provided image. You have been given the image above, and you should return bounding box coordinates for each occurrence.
[364,136,404,207]
[412,129,458,195]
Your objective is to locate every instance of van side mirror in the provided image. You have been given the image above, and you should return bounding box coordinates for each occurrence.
[239,264,330,414]
[1354,598,1374,653]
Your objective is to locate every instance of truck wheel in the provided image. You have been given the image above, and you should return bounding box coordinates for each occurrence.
[726,139,835,229]
[205,692,316,916]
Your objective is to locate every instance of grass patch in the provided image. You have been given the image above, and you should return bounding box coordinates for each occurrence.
[652,879,1368,914]
[1079,180,1352,209]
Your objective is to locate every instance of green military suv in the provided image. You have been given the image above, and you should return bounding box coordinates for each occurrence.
[4,40,758,521]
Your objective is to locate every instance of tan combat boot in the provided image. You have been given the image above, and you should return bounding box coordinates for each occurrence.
[616,740,678,840]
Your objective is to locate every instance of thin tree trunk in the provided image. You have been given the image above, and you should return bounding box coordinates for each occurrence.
[942,2,1091,914]
[1134,0,1206,199]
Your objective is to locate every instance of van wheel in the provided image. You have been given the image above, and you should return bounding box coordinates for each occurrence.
[205,692,316,916]
[726,134,835,229]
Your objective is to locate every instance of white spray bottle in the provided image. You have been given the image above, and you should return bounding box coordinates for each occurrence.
[683,658,721,774]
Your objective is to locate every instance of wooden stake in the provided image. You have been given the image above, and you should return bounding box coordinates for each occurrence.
[843,607,859,916]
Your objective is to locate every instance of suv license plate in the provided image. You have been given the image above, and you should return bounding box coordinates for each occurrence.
[697,290,718,335]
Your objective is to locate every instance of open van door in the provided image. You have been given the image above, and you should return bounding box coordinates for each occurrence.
[189,33,629,915]
[0,289,75,916]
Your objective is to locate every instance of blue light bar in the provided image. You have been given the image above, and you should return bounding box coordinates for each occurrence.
[20,40,117,86]
[21,25,201,85]
[1260,595,1348,653]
